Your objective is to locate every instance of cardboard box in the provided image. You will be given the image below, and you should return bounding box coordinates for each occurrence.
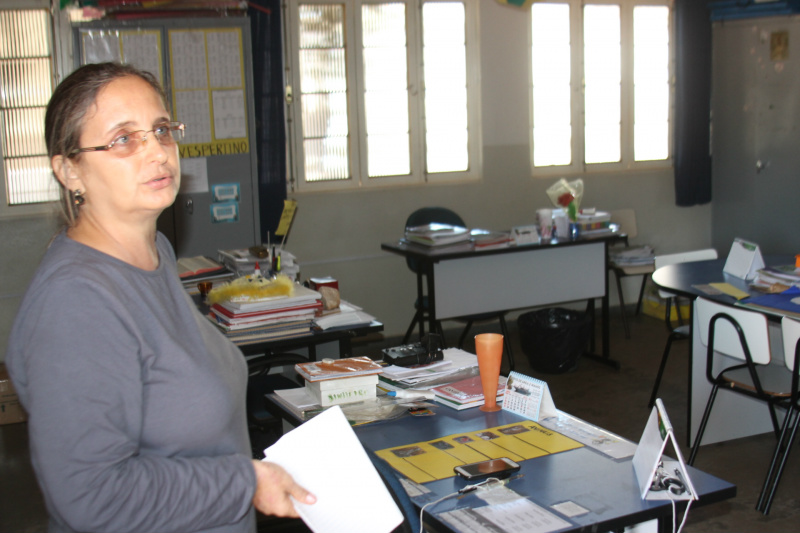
[0,363,28,425]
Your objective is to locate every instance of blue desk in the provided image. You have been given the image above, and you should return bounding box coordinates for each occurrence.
[354,407,735,533]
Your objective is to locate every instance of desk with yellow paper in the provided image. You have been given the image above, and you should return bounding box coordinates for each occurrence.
[708,282,751,300]
[375,421,582,484]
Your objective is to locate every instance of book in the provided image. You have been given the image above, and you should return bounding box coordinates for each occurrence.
[431,374,507,410]
[295,356,384,382]
[471,229,514,249]
[305,375,379,407]
[177,256,226,278]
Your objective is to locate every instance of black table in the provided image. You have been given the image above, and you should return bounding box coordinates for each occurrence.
[651,255,793,446]
[382,232,626,369]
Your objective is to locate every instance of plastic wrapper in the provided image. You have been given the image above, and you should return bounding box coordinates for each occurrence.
[546,178,584,221]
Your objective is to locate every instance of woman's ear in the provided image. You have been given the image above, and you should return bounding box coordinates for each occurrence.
[51,155,82,190]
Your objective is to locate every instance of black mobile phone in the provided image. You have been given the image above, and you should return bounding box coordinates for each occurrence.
[453,458,521,481]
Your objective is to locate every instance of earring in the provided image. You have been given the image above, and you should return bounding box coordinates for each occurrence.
[72,189,85,207]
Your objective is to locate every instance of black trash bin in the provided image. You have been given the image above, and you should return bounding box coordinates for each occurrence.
[517,308,591,374]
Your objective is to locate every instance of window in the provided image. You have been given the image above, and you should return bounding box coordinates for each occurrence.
[0,6,57,213]
[284,0,481,191]
[530,0,672,175]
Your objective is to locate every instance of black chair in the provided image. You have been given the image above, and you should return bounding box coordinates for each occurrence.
[402,207,515,371]
[246,353,308,458]
[757,316,800,515]
[688,299,792,469]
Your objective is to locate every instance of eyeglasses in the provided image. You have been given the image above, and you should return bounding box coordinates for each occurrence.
[69,122,186,158]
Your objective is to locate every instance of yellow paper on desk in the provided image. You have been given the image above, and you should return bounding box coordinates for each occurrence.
[709,283,750,300]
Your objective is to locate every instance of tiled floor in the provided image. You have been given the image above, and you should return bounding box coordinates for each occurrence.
[1,309,798,532]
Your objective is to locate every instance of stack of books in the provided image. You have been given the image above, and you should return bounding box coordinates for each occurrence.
[208,284,322,344]
[431,374,507,410]
[609,245,655,271]
[377,348,480,392]
[295,356,384,407]
[752,265,800,292]
[404,223,470,247]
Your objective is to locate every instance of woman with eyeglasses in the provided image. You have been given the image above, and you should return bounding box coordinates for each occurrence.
[5,62,314,533]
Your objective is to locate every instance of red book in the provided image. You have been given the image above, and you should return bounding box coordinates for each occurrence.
[431,375,507,410]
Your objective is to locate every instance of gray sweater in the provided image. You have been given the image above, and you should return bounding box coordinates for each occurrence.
[6,231,256,533]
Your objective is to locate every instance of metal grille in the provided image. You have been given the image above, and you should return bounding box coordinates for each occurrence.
[0,9,57,206]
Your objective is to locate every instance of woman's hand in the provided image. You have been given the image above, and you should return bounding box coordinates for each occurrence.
[251,460,316,517]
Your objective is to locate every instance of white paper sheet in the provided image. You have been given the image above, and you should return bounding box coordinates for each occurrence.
[263,406,404,533]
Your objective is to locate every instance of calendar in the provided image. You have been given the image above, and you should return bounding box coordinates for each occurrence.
[502,371,557,421]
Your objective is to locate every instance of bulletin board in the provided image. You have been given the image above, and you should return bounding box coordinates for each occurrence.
[72,17,260,258]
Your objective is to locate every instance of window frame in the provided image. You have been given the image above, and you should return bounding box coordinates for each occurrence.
[283,0,482,193]
[0,0,72,219]
[528,0,675,178]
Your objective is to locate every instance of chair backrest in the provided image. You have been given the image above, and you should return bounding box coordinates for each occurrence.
[404,207,466,273]
[696,297,771,365]
[782,316,800,373]
[654,248,718,299]
[610,208,638,239]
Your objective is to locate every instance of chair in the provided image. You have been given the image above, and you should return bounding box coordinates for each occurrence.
[607,209,655,339]
[246,353,308,458]
[757,316,800,514]
[402,207,515,371]
[647,248,718,408]
[687,298,793,467]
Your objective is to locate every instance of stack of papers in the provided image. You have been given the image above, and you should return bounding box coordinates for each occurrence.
[610,245,655,271]
[378,348,480,391]
[751,265,800,292]
[314,301,376,331]
[404,223,470,246]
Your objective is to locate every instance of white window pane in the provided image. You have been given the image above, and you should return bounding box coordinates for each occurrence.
[533,126,571,167]
[298,5,344,48]
[635,122,668,161]
[304,137,350,181]
[368,133,410,177]
[425,88,467,132]
[301,93,349,138]
[427,129,468,173]
[424,46,466,87]
[634,5,669,162]
[585,124,620,164]
[585,84,621,126]
[362,3,406,47]
[533,85,570,128]
[298,4,349,182]
[422,2,469,174]
[1,9,56,206]
[299,49,347,93]
[532,3,571,168]
[422,3,465,46]
[532,3,570,43]
[365,90,409,134]
[635,83,669,124]
[363,48,408,90]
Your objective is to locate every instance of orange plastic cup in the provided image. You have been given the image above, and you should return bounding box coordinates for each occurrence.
[475,333,504,412]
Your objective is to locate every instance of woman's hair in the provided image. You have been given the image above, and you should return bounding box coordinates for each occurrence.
[45,62,169,225]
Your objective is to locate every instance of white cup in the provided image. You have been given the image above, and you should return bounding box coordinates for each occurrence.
[554,213,569,239]
[536,208,553,238]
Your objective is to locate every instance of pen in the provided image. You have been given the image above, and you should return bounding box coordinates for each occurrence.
[387,390,436,400]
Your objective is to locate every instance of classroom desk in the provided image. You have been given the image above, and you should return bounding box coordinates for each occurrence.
[353,406,735,533]
[382,234,625,368]
[651,255,793,447]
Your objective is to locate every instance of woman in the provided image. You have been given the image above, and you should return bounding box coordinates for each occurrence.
[5,63,314,533]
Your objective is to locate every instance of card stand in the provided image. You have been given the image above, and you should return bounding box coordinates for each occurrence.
[502,371,557,421]
[723,237,764,280]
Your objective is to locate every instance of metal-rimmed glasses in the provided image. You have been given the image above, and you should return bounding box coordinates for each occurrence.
[68,121,186,158]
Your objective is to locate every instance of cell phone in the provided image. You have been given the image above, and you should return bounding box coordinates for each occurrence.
[453,458,521,481]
